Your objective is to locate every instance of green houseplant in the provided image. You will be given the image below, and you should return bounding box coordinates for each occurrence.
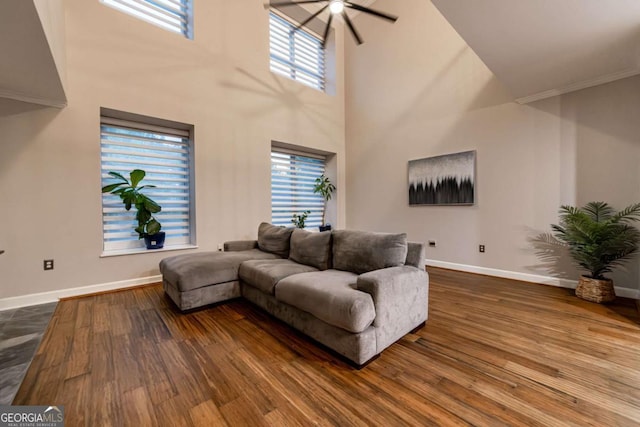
[101,169,165,249]
[291,210,310,229]
[313,174,336,231]
[550,201,640,303]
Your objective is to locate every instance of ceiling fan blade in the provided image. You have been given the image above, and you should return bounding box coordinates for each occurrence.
[322,13,333,48]
[344,2,398,23]
[296,4,329,30]
[269,0,327,6]
[341,11,362,45]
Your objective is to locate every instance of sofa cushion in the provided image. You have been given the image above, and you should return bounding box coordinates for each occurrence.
[332,230,408,274]
[289,229,332,270]
[405,242,426,269]
[257,222,294,258]
[159,249,279,292]
[275,270,376,334]
[239,259,318,294]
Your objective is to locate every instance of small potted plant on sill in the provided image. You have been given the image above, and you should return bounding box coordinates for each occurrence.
[313,174,336,232]
[550,201,640,303]
[291,210,310,229]
[102,169,165,250]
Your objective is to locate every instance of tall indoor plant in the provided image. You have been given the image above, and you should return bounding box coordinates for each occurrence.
[101,169,165,249]
[550,201,640,303]
[313,174,336,232]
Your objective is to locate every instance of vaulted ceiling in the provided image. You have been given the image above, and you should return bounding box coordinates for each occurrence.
[431,0,640,103]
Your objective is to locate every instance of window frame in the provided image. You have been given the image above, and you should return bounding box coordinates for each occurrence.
[100,0,194,39]
[269,11,326,91]
[100,113,195,255]
[271,147,327,229]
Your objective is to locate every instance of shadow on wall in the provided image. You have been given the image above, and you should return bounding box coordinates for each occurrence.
[527,75,640,290]
[220,67,340,141]
[526,230,577,280]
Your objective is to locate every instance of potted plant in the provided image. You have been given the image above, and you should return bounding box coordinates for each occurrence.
[291,210,310,229]
[313,174,336,232]
[550,201,640,303]
[101,169,165,249]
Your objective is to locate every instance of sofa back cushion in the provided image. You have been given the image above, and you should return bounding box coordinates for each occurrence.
[332,230,408,274]
[289,229,332,270]
[257,222,293,258]
[405,242,426,269]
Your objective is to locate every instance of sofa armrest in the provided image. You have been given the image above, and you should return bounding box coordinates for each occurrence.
[357,266,429,352]
[224,240,258,252]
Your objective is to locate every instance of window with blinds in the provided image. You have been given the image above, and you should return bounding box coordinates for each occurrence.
[100,0,192,39]
[101,117,193,252]
[271,149,326,229]
[269,12,326,91]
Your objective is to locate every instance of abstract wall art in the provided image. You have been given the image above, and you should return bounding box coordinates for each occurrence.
[408,150,475,205]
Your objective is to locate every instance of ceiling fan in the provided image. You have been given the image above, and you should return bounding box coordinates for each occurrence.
[268,0,398,47]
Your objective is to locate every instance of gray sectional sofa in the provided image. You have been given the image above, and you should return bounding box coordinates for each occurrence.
[160,223,429,366]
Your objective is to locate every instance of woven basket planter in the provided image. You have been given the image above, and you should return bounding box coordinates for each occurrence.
[575,276,616,303]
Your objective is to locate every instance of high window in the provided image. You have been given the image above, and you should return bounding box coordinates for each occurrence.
[100,115,193,253]
[269,12,326,91]
[271,148,326,228]
[101,0,193,39]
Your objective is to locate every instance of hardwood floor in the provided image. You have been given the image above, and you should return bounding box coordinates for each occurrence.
[14,268,640,426]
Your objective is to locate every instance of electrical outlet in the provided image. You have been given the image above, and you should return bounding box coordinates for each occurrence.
[479,245,485,253]
[44,259,54,270]
[428,240,436,247]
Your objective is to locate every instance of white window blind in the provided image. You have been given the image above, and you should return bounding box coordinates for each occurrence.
[101,0,192,39]
[271,148,326,228]
[101,117,192,251]
[269,12,326,91]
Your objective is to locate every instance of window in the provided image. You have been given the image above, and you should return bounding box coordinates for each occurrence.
[101,116,193,252]
[271,148,326,228]
[101,0,192,39]
[269,12,326,91]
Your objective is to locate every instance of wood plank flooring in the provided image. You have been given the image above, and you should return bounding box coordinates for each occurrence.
[13,268,640,426]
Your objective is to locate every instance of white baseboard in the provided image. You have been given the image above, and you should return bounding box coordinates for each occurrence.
[0,275,162,311]
[3,260,638,312]
[425,259,640,300]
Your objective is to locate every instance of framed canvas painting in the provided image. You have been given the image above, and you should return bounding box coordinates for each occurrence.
[408,150,476,205]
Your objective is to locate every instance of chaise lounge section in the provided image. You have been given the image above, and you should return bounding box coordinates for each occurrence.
[159,223,429,366]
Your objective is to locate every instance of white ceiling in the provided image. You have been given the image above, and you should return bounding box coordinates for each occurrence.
[431,0,640,103]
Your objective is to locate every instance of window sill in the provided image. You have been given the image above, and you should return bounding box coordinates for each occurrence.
[100,244,198,258]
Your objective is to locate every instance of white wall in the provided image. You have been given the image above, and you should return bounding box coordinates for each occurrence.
[0,0,346,300]
[345,0,640,290]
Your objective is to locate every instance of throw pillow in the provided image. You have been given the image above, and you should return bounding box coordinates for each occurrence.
[332,230,407,274]
[257,222,294,258]
[289,228,332,270]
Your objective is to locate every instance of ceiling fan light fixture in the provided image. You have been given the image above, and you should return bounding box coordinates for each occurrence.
[267,0,398,46]
[329,0,344,15]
